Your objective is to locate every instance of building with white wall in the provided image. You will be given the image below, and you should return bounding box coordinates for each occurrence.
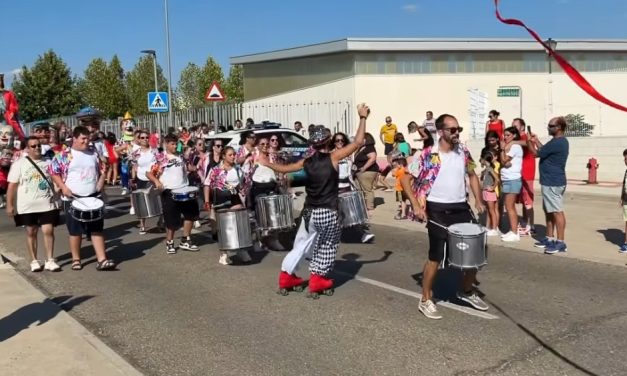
[231,38,627,181]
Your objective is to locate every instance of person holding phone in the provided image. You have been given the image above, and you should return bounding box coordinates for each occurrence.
[513,118,536,236]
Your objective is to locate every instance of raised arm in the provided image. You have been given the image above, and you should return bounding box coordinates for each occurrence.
[267,159,305,174]
[332,103,369,163]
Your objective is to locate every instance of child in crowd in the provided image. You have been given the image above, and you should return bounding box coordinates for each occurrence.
[391,154,409,220]
[620,149,627,253]
[481,149,501,236]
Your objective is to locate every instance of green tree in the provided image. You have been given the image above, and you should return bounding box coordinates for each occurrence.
[175,62,204,110]
[126,55,168,116]
[199,56,225,101]
[565,113,595,137]
[11,50,81,122]
[79,55,128,119]
[225,64,244,103]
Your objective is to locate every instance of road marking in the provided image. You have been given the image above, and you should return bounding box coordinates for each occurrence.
[335,271,499,320]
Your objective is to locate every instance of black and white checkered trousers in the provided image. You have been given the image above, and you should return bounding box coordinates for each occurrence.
[308,208,341,276]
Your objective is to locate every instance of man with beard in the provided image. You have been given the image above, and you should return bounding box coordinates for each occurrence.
[402,114,486,320]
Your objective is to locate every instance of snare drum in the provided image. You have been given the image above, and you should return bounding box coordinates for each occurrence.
[256,194,294,231]
[171,186,199,201]
[69,197,105,222]
[216,208,253,251]
[338,191,368,228]
[447,223,487,269]
[132,188,163,218]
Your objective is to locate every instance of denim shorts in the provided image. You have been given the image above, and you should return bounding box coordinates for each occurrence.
[502,179,522,194]
[542,185,566,213]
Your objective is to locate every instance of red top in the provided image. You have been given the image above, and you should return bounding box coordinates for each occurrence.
[519,133,536,181]
[487,119,504,140]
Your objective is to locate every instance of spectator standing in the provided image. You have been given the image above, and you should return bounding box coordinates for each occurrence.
[499,126,523,242]
[485,110,505,140]
[422,111,437,143]
[379,116,397,155]
[354,133,379,212]
[6,136,61,272]
[393,133,411,157]
[620,149,627,253]
[294,121,305,136]
[514,118,536,235]
[528,116,569,254]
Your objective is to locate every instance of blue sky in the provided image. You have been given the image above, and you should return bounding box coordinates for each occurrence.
[2,0,626,88]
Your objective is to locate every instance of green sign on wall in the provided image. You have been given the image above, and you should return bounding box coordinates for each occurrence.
[497,86,521,97]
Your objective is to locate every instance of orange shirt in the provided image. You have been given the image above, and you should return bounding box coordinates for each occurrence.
[392,166,407,191]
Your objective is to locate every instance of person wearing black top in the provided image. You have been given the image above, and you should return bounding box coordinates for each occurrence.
[264,104,370,297]
[354,133,380,210]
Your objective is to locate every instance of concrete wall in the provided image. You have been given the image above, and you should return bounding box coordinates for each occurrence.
[465,136,627,183]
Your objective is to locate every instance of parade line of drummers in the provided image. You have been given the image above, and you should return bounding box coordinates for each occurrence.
[2,102,572,318]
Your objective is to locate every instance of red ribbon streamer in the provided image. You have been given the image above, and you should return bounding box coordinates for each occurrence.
[494,0,627,113]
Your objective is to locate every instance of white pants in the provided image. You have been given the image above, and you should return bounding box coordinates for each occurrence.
[281,215,317,274]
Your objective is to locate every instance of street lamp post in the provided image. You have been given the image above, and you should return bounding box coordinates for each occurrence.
[545,38,558,116]
[140,49,159,93]
[164,0,174,133]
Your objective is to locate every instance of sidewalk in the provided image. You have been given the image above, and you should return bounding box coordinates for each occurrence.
[0,261,142,376]
[363,185,627,268]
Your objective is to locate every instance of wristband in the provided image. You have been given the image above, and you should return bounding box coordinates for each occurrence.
[359,116,367,120]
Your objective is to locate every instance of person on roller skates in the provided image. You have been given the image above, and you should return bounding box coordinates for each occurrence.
[263,104,370,298]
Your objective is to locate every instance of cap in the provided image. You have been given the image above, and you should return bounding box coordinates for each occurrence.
[32,121,51,131]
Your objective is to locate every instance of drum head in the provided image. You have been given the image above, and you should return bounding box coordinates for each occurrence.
[448,222,484,236]
[71,197,104,210]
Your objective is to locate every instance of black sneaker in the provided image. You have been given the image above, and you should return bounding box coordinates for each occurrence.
[179,237,199,251]
[166,240,177,254]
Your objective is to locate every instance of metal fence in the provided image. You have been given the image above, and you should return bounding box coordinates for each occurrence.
[23,100,354,138]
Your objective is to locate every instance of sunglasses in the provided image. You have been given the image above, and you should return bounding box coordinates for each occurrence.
[270,138,278,142]
[548,123,559,128]
[28,144,41,149]
[139,136,149,140]
[443,127,463,134]
[214,144,223,148]
[334,139,346,144]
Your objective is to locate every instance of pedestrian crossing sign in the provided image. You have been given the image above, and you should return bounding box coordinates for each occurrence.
[147,92,169,112]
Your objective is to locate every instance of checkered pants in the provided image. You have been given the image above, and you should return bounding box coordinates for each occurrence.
[281,207,341,277]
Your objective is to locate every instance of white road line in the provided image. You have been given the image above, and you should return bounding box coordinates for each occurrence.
[335,271,499,320]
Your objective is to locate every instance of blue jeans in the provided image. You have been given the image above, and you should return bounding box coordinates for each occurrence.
[120,161,130,189]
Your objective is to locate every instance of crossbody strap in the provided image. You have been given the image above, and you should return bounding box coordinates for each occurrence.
[25,157,55,193]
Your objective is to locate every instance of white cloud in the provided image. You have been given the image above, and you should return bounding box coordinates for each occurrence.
[401,4,418,13]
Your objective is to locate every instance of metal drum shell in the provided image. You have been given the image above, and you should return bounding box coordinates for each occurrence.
[255,194,295,231]
[338,191,368,228]
[68,198,105,223]
[171,186,199,202]
[447,223,487,270]
[132,188,163,219]
[216,208,253,251]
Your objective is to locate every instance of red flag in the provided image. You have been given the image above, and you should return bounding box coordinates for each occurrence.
[494,0,627,113]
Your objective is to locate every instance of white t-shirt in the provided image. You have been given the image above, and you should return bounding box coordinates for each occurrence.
[131,143,141,153]
[252,164,276,183]
[65,148,100,197]
[159,154,188,190]
[7,157,56,214]
[422,118,437,138]
[225,168,240,187]
[501,144,523,181]
[92,140,108,159]
[427,147,467,204]
[136,148,156,181]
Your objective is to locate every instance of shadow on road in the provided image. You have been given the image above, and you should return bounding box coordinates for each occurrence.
[332,251,392,288]
[487,299,600,376]
[597,228,624,247]
[0,295,93,342]
[412,268,465,301]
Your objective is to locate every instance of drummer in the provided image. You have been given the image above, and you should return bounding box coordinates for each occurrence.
[48,126,115,271]
[130,129,158,234]
[146,133,200,254]
[332,132,375,244]
[262,104,369,297]
[247,136,285,251]
[401,113,487,320]
[204,146,252,265]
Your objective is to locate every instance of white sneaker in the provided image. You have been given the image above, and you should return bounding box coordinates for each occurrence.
[44,259,61,272]
[265,237,285,251]
[194,220,201,229]
[361,233,375,243]
[129,206,135,216]
[486,229,500,237]
[30,260,43,272]
[121,188,128,195]
[239,250,252,263]
[218,253,232,265]
[418,299,442,320]
[457,291,489,311]
[501,231,520,242]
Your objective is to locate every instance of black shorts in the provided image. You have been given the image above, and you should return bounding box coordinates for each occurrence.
[425,201,472,263]
[14,209,60,227]
[63,197,105,236]
[136,179,153,190]
[384,143,394,155]
[162,190,200,230]
[249,181,278,211]
[395,191,408,202]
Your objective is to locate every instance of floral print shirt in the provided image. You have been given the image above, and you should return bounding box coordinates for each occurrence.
[409,143,476,199]
[205,163,242,193]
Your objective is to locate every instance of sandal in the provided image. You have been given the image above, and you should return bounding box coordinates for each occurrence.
[71,260,82,271]
[96,259,116,271]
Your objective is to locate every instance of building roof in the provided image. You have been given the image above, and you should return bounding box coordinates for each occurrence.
[230,38,627,65]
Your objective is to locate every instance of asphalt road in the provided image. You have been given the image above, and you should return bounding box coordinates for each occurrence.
[2,189,627,376]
